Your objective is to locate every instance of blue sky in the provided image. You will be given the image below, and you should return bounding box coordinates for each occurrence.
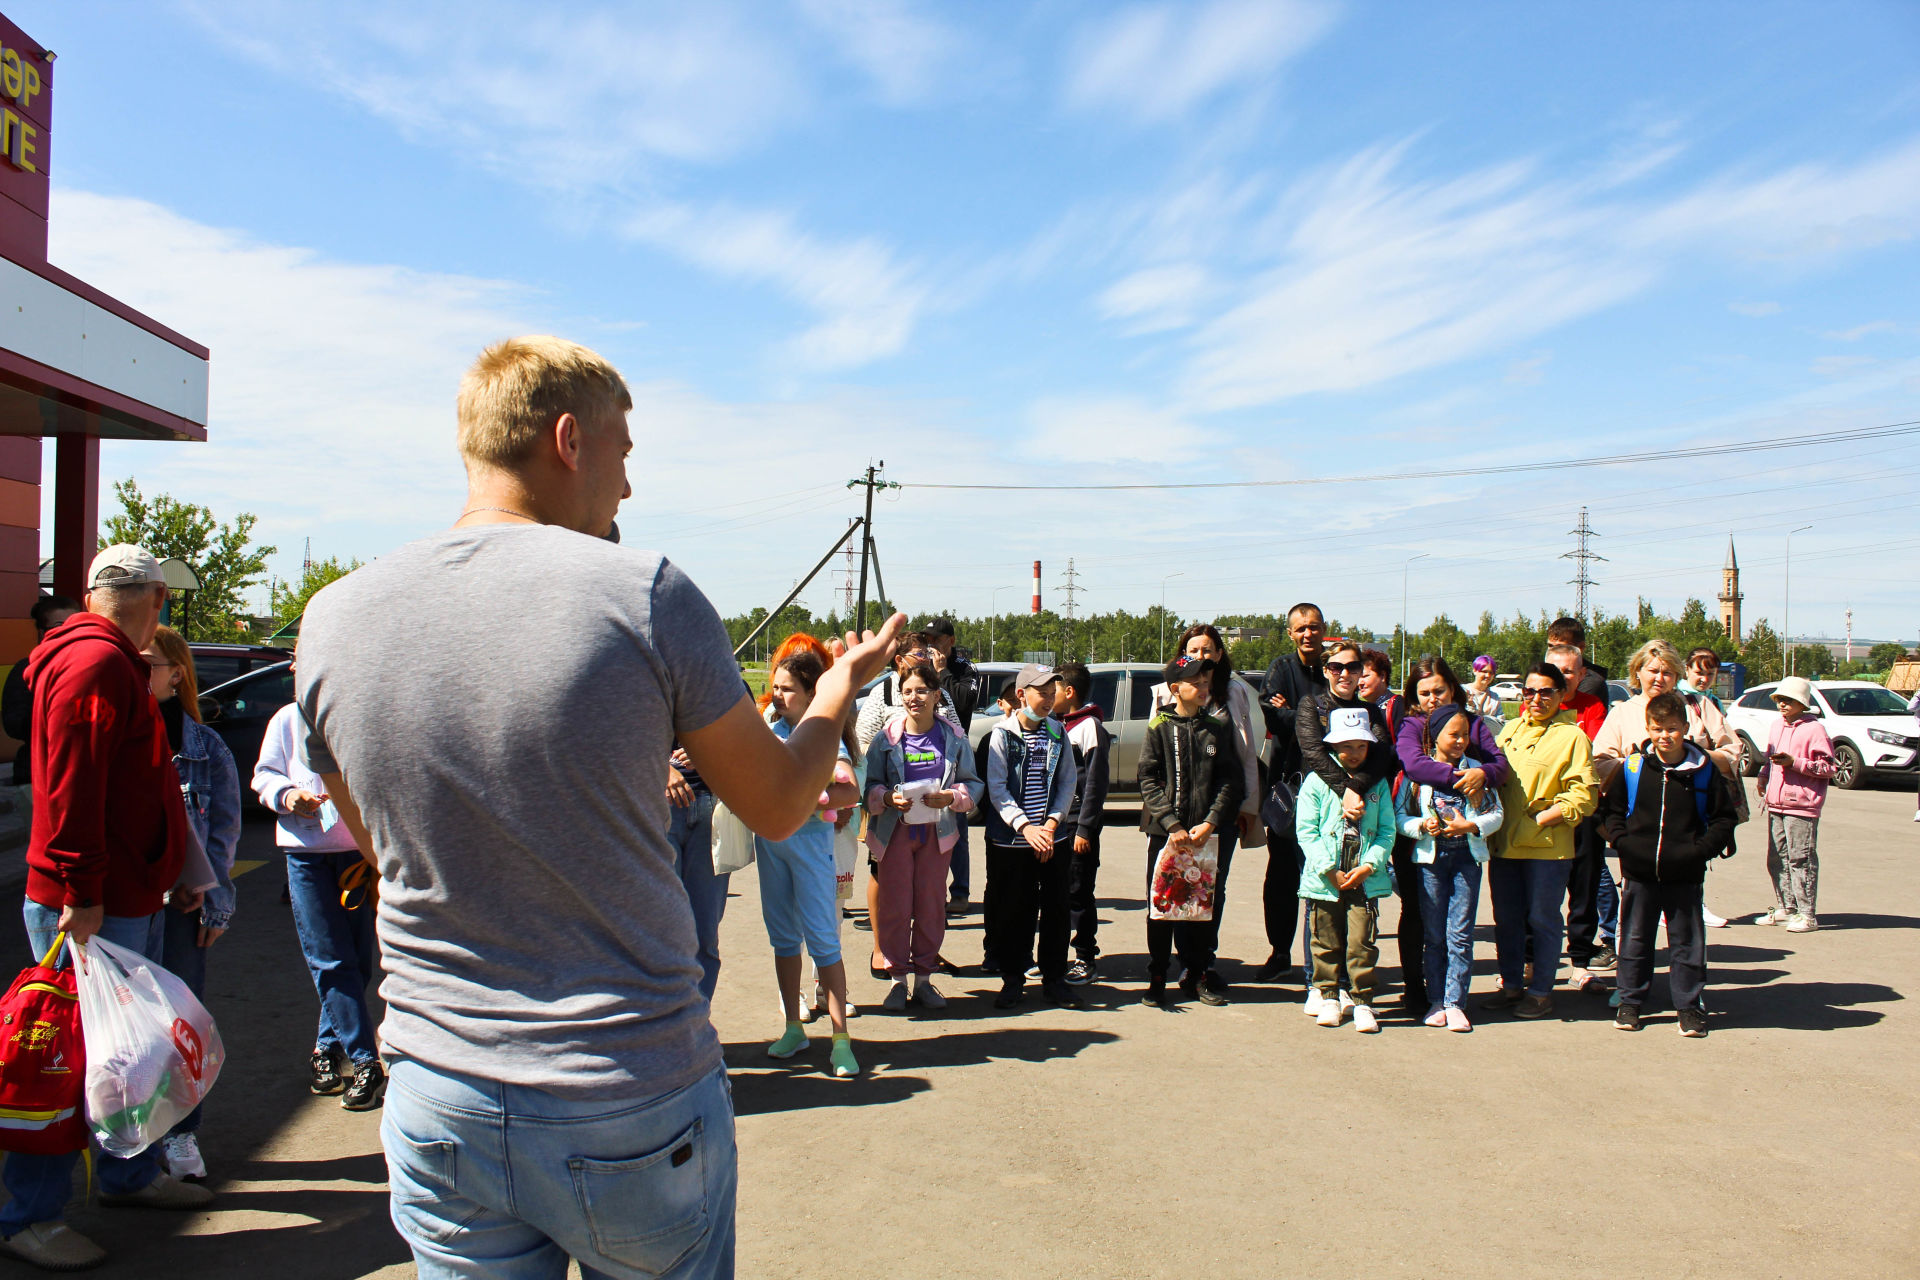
[16,0,1920,641]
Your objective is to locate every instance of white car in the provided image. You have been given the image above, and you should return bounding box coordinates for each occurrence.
[1723,679,1920,789]
[1488,680,1522,702]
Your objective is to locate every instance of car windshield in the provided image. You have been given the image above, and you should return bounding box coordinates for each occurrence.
[1823,687,1911,716]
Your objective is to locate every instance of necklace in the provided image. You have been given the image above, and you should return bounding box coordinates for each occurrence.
[456,506,539,524]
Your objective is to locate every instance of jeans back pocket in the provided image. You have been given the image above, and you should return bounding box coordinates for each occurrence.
[568,1118,710,1276]
[385,1123,476,1247]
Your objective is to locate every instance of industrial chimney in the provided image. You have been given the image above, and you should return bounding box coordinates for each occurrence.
[1031,561,1041,614]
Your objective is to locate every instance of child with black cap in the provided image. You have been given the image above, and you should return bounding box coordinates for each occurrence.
[1137,653,1244,1008]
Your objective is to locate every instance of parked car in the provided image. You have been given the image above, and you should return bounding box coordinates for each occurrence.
[1723,679,1919,789]
[200,660,295,805]
[1488,680,1522,702]
[189,642,294,693]
[1607,679,1632,706]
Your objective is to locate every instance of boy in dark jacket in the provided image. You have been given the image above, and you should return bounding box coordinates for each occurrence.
[1138,655,1244,1008]
[1254,602,1329,982]
[1054,663,1111,984]
[1596,692,1737,1038]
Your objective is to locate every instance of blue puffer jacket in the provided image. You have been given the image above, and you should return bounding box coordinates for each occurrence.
[175,715,242,931]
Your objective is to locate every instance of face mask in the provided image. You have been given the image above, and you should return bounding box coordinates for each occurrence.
[1019,702,1047,726]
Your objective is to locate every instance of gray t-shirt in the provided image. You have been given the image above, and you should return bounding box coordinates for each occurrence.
[296,523,744,1099]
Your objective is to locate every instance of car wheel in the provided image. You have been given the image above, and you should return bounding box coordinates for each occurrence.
[1832,741,1866,790]
[1736,733,1760,777]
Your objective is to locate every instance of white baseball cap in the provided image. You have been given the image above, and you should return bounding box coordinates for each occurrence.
[87,544,165,589]
[1323,706,1376,745]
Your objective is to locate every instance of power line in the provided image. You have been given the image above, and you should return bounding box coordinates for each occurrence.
[899,418,1920,491]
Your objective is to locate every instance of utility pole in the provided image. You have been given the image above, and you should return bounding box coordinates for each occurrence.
[1785,523,1812,676]
[846,463,899,634]
[1845,607,1853,664]
[1056,558,1082,660]
[1562,507,1605,624]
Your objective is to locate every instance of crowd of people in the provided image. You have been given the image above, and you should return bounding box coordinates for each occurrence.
[0,333,1880,1280]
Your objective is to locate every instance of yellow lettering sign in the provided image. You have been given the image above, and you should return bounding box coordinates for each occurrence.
[0,50,18,101]
[18,120,36,173]
[0,108,15,163]
[22,62,38,107]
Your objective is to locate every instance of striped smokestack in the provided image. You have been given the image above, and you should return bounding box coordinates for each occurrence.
[1031,561,1042,614]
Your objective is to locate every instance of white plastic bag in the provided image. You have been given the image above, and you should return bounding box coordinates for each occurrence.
[70,935,225,1159]
[710,799,756,876]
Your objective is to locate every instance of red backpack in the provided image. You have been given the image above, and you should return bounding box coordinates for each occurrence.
[0,933,87,1155]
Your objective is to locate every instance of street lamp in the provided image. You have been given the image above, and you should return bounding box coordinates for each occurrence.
[988,584,1016,661]
[1785,524,1812,676]
[1159,573,1185,660]
[1401,552,1430,688]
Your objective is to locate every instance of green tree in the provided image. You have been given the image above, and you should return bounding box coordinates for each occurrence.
[268,555,361,635]
[100,479,276,641]
[1867,641,1908,672]
[1789,639,1835,679]
[1742,618,1784,684]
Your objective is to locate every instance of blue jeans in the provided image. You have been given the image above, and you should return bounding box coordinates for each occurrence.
[383,1058,737,1280]
[667,793,729,1004]
[161,906,210,1134]
[1597,863,1619,947]
[287,850,379,1065]
[1,902,165,1233]
[1419,850,1482,1010]
[1489,857,1573,997]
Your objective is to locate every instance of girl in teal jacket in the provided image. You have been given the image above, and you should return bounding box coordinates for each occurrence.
[1294,710,1397,1031]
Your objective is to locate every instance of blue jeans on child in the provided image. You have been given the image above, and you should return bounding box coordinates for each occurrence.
[287,849,379,1066]
[1419,850,1482,1009]
[383,1057,737,1280]
[1490,856,1573,997]
[0,903,166,1234]
[667,792,729,1003]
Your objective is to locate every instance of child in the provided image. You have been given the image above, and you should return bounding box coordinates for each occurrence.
[984,664,1079,1009]
[1596,691,1738,1036]
[864,660,983,1011]
[1296,708,1396,1032]
[1137,654,1243,1008]
[1753,676,1834,933]
[1395,704,1504,1032]
[1054,663,1112,985]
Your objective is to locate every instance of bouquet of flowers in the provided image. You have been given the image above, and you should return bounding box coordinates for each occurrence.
[1149,835,1219,922]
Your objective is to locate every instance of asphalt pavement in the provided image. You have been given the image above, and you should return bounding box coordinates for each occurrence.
[0,783,1915,1279]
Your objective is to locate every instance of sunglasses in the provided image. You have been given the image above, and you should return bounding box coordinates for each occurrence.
[1518,686,1560,700]
[1325,660,1363,675]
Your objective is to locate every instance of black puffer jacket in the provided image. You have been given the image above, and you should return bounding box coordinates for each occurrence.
[1596,745,1736,884]
[1139,708,1243,838]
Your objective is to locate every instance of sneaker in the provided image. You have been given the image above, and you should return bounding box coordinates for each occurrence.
[947,891,969,915]
[1701,907,1729,929]
[1303,988,1326,1018]
[1445,1007,1472,1033]
[0,1222,107,1269]
[882,980,911,1012]
[1201,970,1230,998]
[1065,958,1095,986]
[1754,908,1791,926]
[1614,1002,1642,1032]
[1338,990,1354,1013]
[1352,1004,1379,1033]
[1678,1008,1708,1038]
[1025,964,1042,981]
[1588,946,1618,972]
[912,977,947,1010]
[1142,979,1168,1007]
[99,1172,215,1210]
[309,1046,346,1096]
[1786,914,1818,933]
[1565,966,1599,993]
[1513,993,1554,1020]
[161,1132,207,1181]
[798,983,824,1023]
[1423,1006,1448,1028]
[342,1059,387,1112]
[768,1024,810,1058]
[1609,988,1623,1009]
[829,1036,860,1078]
[1315,995,1344,1027]
[1250,953,1292,983]
[1041,979,1085,1010]
[1480,986,1526,1011]
[844,999,860,1019]
[1194,979,1228,1008]
[993,984,1025,1010]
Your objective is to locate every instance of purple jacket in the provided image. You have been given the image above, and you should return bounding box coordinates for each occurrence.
[1395,708,1512,791]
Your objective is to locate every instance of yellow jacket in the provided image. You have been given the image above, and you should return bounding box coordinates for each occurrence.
[1492,710,1600,860]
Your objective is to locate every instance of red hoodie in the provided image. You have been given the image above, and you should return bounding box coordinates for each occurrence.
[24,612,187,916]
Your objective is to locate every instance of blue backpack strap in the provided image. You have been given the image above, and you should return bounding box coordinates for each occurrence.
[1627,751,1712,824]
[1624,753,1643,812]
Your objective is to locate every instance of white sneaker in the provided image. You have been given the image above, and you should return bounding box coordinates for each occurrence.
[1786,914,1818,933]
[161,1131,207,1180]
[1338,990,1355,1013]
[1316,996,1344,1027]
[1754,908,1791,926]
[912,976,947,1009]
[1701,907,1729,929]
[882,980,910,1012]
[1303,987,1325,1018]
[844,999,860,1018]
[797,984,821,1023]
[1352,1005,1380,1033]
[1912,810,1920,823]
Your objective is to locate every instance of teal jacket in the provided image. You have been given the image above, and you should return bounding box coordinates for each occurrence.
[1295,773,1395,902]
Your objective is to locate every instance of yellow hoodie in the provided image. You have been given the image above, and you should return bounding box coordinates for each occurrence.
[1491,709,1600,860]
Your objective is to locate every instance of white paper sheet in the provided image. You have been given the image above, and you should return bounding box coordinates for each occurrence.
[898,778,942,825]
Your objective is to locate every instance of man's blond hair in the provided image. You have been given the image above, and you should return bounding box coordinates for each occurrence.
[456,336,633,467]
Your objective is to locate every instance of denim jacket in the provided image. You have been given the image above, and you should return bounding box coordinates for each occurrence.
[863,717,983,855]
[983,713,1077,845]
[176,716,242,931]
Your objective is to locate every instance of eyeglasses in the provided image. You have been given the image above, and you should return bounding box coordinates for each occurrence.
[1325,660,1363,675]
[1518,686,1559,700]
[145,659,174,670]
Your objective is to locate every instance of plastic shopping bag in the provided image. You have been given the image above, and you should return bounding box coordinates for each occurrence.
[70,935,225,1159]
[711,799,756,876]
[1148,835,1219,922]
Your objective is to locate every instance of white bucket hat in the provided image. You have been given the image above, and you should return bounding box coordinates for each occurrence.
[1773,676,1815,709]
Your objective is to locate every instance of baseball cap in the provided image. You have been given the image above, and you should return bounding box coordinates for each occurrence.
[1014,663,1059,691]
[1472,655,1496,673]
[87,544,165,590]
[1163,654,1215,687]
[922,617,956,639]
[1323,706,1376,745]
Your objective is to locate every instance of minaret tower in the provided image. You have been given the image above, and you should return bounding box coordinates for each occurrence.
[1718,535,1743,643]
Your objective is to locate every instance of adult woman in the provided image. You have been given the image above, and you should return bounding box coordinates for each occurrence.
[1484,662,1599,1020]
[1594,638,1741,930]
[144,625,241,1180]
[1465,655,1505,726]
[759,649,862,1078]
[864,661,983,1011]
[1152,624,1262,996]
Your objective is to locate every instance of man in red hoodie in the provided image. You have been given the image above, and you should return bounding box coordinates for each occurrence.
[1,545,213,1274]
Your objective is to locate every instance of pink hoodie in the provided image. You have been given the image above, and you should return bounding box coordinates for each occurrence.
[1758,715,1836,818]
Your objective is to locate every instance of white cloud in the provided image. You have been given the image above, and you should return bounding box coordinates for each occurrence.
[1729,300,1782,317]
[1811,354,1875,376]
[1025,396,1219,465]
[1064,0,1336,123]
[795,0,960,105]
[1824,320,1897,341]
[1504,352,1552,386]
[1098,263,1213,334]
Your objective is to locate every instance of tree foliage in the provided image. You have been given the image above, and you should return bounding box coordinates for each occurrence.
[269,555,361,634]
[1742,619,1783,684]
[100,479,276,641]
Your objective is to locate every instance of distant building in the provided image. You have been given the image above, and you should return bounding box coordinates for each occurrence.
[1220,626,1268,645]
[1718,536,1743,643]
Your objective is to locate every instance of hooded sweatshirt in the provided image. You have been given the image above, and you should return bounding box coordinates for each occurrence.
[1757,715,1836,818]
[1596,742,1737,884]
[1060,703,1111,843]
[24,612,188,915]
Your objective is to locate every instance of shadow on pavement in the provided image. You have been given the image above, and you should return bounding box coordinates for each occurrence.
[1816,913,1920,931]
[1711,980,1901,1030]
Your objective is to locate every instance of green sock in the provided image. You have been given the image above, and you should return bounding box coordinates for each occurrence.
[768,1022,809,1059]
[829,1033,858,1077]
